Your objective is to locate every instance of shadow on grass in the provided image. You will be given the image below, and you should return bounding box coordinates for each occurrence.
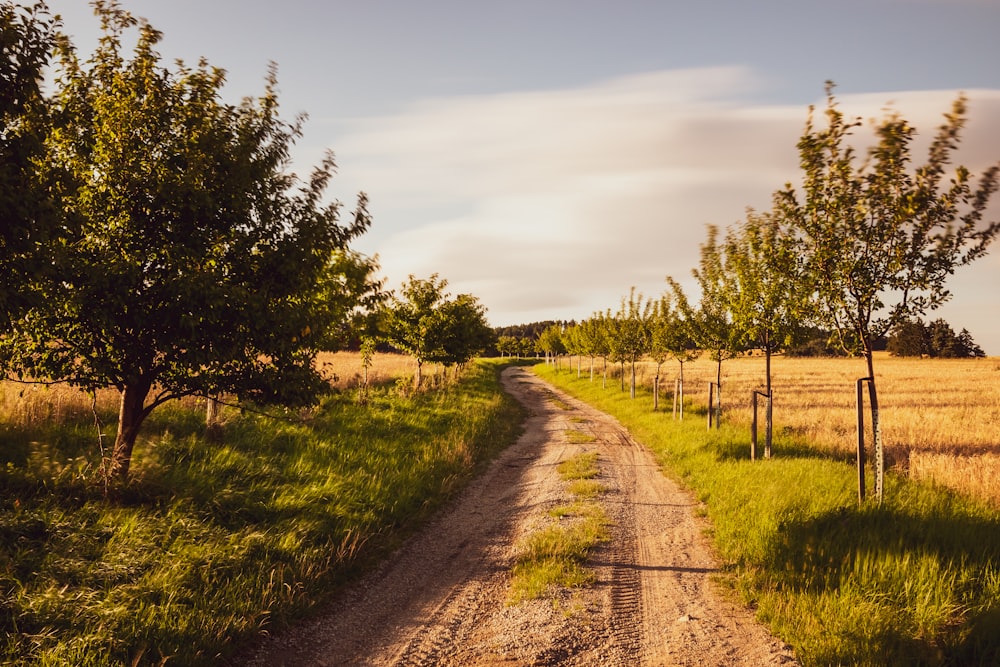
[764,498,1000,665]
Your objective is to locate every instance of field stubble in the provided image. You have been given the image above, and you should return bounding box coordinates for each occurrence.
[573,353,1000,506]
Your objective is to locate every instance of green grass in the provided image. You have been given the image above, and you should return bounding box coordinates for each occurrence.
[509,452,609,604]
[557,450,599,478]
[565,429,596,444]
[535,362,1000,667]
[0,360,525,666]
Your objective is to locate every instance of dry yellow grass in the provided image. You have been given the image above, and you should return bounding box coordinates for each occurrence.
[0,352,417,428]
[316,350,417,390]
[614,352,1000,506]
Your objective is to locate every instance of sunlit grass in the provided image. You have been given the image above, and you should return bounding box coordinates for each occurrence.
[569,353,1000,506]
[509,451,609,605]
[0,360,524,666]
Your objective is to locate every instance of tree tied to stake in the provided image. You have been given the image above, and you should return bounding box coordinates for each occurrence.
[778,82,1000,501]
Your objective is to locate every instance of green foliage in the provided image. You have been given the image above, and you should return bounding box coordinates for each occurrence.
[778,83,1000,357]
[556,450,599,477]
[723,208,808,356]
[887,318,985,358]
[0,1,57,328]
[0,361,524,666]
[382,274,493,387]
[0,2,374,483]
[536,323,566,358]
[537,362,1000,666]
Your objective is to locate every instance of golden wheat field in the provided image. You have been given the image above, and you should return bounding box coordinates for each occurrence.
[0,352,418,428]
[609,352,1000,506]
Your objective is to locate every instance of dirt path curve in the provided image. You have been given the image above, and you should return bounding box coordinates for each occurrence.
[245,367,798,666]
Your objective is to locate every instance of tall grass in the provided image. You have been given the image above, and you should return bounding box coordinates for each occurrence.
[536,362,1000,666]
[0,359,524,666]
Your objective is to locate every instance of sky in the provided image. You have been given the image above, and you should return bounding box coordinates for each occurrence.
[42,0,1000,353]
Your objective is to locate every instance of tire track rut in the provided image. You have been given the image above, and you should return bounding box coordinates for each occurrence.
[245,367,798,666]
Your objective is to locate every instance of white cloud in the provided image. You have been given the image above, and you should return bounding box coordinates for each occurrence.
[339,69,1000,351]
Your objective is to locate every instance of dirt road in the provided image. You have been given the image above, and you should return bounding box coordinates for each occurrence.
[246,367,798,666]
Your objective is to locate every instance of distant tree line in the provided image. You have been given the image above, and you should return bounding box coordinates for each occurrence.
[887,318,985,358]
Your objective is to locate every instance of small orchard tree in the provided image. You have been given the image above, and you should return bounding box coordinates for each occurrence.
[669,225,746,427]
[383,274,448,388]
[427,293,493,372]
[663,306,700,420]
[723,207,808,454]
[778,83,1000,501]
[0,4,372,485]
[383,275,491,386]
[575,316,607,383]
[647,295,677,411]
[314,249,385,352]
[536,324,566,368]
[614,288,652,400]
[561,323,584,377]
[517,336,537,359]
[496,335,519,358]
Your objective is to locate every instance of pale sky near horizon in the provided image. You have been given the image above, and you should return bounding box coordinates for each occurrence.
[43,0,1000,353]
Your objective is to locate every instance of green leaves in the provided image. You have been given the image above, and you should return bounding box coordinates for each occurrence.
[382,274,493,384]
[781,84,1000,355]
[1,1,376,482]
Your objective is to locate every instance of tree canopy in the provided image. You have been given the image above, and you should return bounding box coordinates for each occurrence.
[0,1,57,328]
[0,1,374,484]
[382,274,492,387]
[778,83,1000,500]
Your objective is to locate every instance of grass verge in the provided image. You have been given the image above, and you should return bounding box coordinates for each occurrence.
[535,362,1000,667]
[0,360,525,666]
[509,451,609,604]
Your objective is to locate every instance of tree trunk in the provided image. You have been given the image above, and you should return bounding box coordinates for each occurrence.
[109,380,153,484]
[764,336,773,458]
[653,370,660,411]
[864,344,884,502]
[714,355,723,429]
[415,358,423,389]
[676,361,686,421]
[630,358,636,399]
[602,357,607,390]
[206,396,220,427]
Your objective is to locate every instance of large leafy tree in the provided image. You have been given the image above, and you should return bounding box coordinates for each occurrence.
[0,2,371,484]
[0,1,56,327]
[779,83,1000,500]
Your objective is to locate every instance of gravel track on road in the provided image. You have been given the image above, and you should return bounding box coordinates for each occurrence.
[245,367,798,666]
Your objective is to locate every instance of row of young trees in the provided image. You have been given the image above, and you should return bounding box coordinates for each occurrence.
[0,1,493,486]
[541,83,999,502]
